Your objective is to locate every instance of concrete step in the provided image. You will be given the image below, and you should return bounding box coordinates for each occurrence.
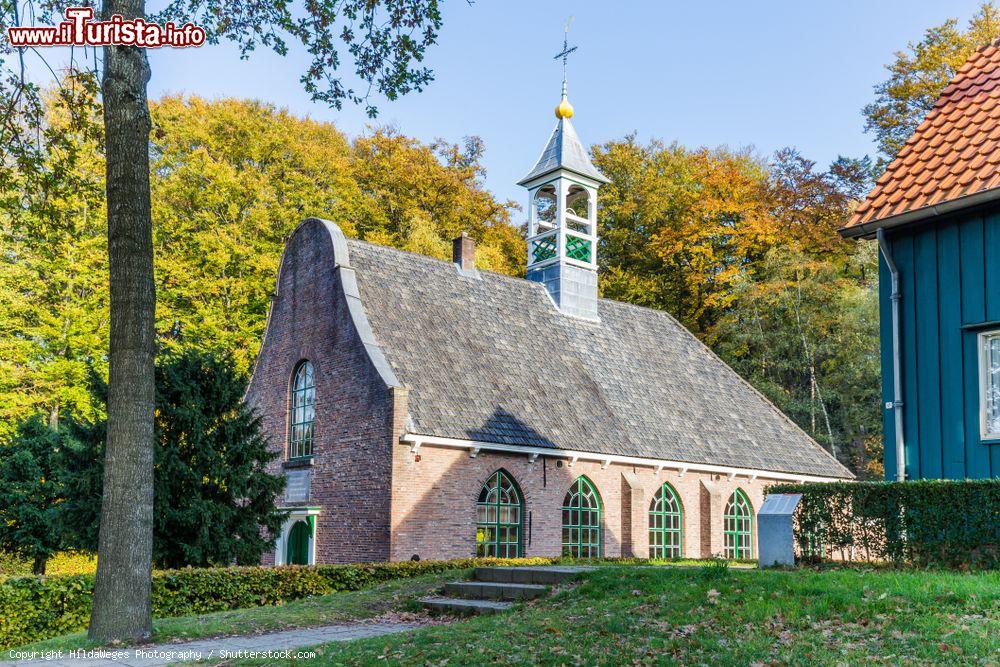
[419,596,513,615]
[473,566,593,585]
[444,580,549,601]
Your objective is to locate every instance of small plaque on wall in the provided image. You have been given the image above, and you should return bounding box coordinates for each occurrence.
[285,469,311,503]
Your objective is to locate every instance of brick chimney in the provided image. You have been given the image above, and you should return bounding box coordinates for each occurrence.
[452,233,476,272]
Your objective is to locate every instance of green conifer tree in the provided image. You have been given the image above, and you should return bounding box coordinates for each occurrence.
[66,349,286,568]
[0,417,72,574]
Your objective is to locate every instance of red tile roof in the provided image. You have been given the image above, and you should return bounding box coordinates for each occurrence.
[842,40,1000,235]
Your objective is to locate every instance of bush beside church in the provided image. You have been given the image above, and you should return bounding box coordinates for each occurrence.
[771,479,1000,568]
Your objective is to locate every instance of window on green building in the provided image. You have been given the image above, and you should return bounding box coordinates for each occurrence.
[724,489,753,559]
[978,331,1000,439]
[562,476,602,558]
[649,482,683,559]
[288,361,315,459]
[476,470,523,558]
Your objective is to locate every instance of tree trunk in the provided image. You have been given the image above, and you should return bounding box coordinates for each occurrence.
[88,0,155,642]
[32,553,47,576]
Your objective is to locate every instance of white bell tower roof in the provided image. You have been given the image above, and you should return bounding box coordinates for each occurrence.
[517,116,609,186]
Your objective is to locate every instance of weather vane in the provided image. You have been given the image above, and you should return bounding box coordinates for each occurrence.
[554,16,577,98]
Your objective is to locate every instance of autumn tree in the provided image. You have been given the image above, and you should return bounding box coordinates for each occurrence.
[863,1,1000,163]
[349,130,523,274]
[768,148,855,258]
[592,134,877,469]
[592,136,779,335]
[710,245,881,474]
[149,98,522,373]
[0,74,107,440]
[0,92,523,434]
[149,96,359,372]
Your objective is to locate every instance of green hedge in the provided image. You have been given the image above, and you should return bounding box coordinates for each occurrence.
[0,557,556,650]
[768,479,999,569]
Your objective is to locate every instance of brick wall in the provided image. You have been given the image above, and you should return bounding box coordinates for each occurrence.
[390,443,774,560]
[246,219,396,564]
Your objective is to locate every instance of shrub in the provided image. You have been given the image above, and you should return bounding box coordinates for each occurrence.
[768,479,1000,569]
[0,557,555,649]
[0,551,97,578]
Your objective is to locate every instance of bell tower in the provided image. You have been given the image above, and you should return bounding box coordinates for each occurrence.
[518,20,608,320]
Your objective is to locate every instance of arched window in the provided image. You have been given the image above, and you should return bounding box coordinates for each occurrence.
[565,185,591,219]
[649,483,683,559]
[533,184,557,225]
[288,361,315,459]
[724,489,754,559]
[476,470,523,558]
[562,477,602,558]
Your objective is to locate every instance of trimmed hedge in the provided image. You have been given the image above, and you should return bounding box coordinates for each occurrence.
[0,552,97,577]
[769,479,999,569]
[1,557,556,650]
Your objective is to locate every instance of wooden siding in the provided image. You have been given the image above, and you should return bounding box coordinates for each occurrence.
[880,209,1000,479]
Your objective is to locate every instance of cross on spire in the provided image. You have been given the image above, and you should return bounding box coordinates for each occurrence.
[554,16,577,98]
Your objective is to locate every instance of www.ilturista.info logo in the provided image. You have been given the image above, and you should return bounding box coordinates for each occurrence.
[6,6,205,48]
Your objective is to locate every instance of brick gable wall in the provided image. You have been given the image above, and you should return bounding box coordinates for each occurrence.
[246,219,396,564]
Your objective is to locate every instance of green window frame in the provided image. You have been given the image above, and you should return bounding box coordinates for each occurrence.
[562,476,602,558]
[649,482,683,559]
[532,235,557,262]
[724,489,754,559]
[288,361,315,460]
[565,234,592,262]
[476,470,523,558]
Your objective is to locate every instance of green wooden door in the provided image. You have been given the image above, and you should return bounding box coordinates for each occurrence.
[286,520,310,565]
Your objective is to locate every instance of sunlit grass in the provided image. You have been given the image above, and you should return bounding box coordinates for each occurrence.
[15,570,462,654]
[227,566,999,666]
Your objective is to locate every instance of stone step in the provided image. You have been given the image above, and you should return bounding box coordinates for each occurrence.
[419,596,513,615]
[473,566,593,585]
[444,580,549,601]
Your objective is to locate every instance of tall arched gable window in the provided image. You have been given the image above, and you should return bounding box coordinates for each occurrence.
[288,361,315,460]
[649,482,683,559]
[562,476,602,558]
[724,489,754,559]
[476,470,523,558]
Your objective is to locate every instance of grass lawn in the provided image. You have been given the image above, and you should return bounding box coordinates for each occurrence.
[16,569,463,654]
[220,565,999,666]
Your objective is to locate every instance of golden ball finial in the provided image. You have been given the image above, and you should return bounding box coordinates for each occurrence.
[555,96,574,119]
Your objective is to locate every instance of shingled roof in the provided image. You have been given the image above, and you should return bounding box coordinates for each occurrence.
[517,117,609,186]
[345,236,851,479]
[842,39,1000,237]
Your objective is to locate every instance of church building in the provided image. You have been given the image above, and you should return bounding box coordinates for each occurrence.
[247,73,852,567]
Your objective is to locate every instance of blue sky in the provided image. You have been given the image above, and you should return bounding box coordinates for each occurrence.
[28,1,989,207]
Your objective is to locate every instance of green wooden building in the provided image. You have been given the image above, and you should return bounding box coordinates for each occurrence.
[841,40,1000,480]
